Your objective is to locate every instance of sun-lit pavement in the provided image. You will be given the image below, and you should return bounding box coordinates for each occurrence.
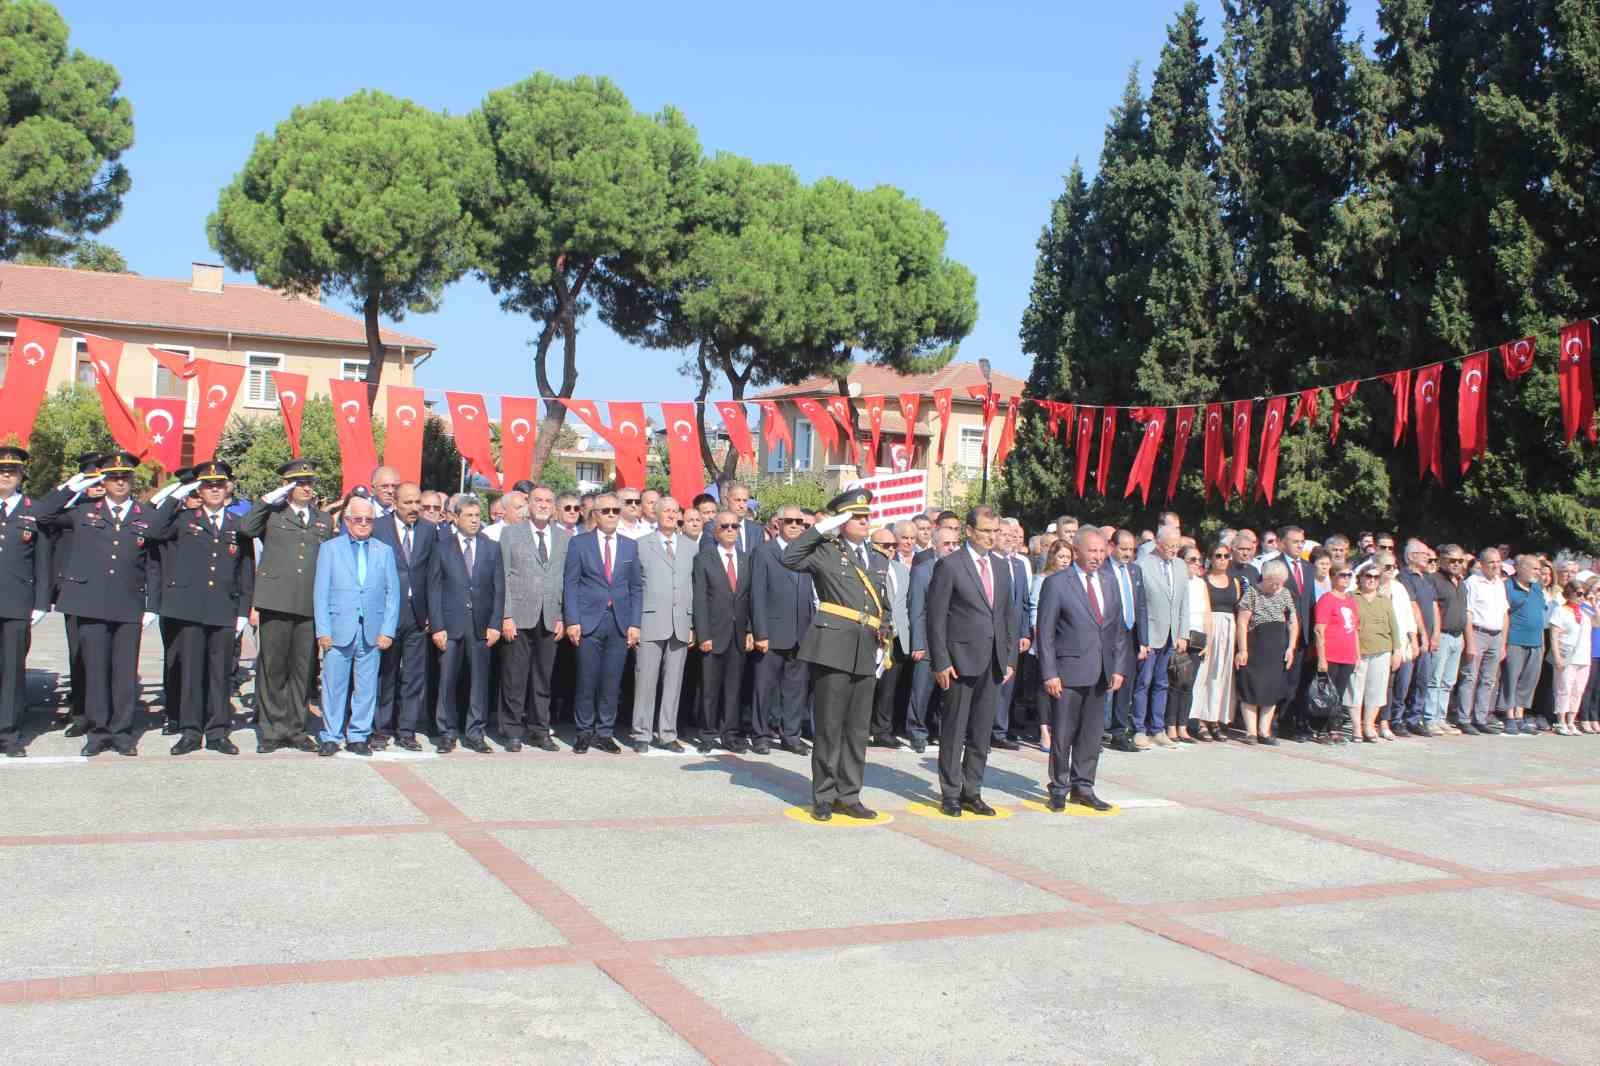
[6,615,1600,1065]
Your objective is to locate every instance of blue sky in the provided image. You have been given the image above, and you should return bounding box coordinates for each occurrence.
[62,0,1378,407]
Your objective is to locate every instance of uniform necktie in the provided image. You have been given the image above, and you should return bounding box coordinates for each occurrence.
[464,537,475,577]
[725,550,737,591]
[603,535,613,582]
[1087,572,1103,623]
[536,529,548,564]
[293,508,307,526]
[355,539,367,585]
[212,513,222,534]
[978,555,994,606]
[856,545,868,572]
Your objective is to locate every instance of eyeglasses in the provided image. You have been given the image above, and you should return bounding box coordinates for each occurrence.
[596,507,621,515]
[1381,565,1397,572]
[620,497,640,505]
[1377,542,1395,551]
[1335,571,1353,579]
[346,516,373,525]
[560,504,580,511]
[780,517,805,524]
[717,522,740,530]
[872,541,895,549]
[421,505,442,513]
[1359,572,1378,580]
[1212,551,1230,559]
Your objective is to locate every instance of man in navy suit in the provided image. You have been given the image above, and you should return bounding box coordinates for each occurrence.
[428,495,505,752]
[990,519,1033,750]
[562,491,642,753]
[370,482,436,750]
[749,506,815,755]
[693,511,754,753]
[906,524,960,753]
[1037,528,1127,810]
[699,481,763,557]
[1104,529,1148,752]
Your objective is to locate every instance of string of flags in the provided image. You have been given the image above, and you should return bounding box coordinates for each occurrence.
[0,314,1592,508]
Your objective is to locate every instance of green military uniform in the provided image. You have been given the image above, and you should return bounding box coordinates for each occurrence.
[782,489,892,818]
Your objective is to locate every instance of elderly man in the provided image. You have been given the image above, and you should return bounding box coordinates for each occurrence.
[483,491,528,542]
[991,518,1033,749]
[368,465,401,519]
[616,488,652,540]
[1455,546,1507,733]
[640,489,660,527]
[418,491,446,524]
[370,481,437,751]
[869,525,913,749]
[750,505,815,754]
[631,496,693,752]
[429,496,504,753]
[1230,529,1262,589]
[1500,554,1546,735]
[562,492,642,752]
[1393,539,1441,737]
[312,494,400,756]
[1133,527,1188,746]
[906,524,960,752]
[499,485,569,751]
[693,510,754,753]
[702,482,762,556]
[1104,530,1148,752]
[555,493,582,535]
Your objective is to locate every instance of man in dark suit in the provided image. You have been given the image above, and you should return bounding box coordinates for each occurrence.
[701,481,764,558]
[693,510,754,753]
[990,519,1033,750]
[562,491,642,753]
[370,481,436,750]
[428,496,504,752]
[1037,528,1127,810]
[750,505,814,755]
[783,489,891,821]
[147,466,196,738]
[1273,525,1316,738]
[927,506,1018,817]
[0,445,55,757]
[1104,529,1148,752]
[906,524,960,753]
[869,526,912,749]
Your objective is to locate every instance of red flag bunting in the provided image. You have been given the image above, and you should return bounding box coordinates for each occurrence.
[756,400,792,457]
[793,398,838,462]
[84,335,148,458]
[499,396,541,487]
[608,401,649,489]
[1045,401,1064,437]
[1255,396,1288,505]
[327,379,379,496]
[995,395,1020,468]
[1166,405,1196,500]
[1095,406,1118,496]
[149,346,198,381]
[1123,407,1166,505]
[897,392,920,457]
[1202,402,1226,502]
[1458,351,1489,475]
[1229,400,1252,499]
[1413,363,1445,482]
[0,317,61,445]
[1330,381,1359,444]
[384,385,426,485]
[557,398,611,445]
[932,387,954,464]
[1558,320,1594,444]
[133,397,184,472]
[824,396,861,466]
[1498,336,1536,380]
[270,370,308,459]
[1291,388,1319,427]
[446,391,501,491]
[1382,370,1412,446]
[1075,406,1096,496]
[192,359,244,464]
[861,396,885,475]
[660,401,703,506]
[714,401,756,463]
[1058,403,1076,447]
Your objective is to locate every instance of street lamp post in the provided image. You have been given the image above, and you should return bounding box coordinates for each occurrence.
[978,357,992,502]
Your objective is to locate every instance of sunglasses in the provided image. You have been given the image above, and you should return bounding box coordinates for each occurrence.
[560,504,580,511]
[597,507,621,515]
[1335,571,1353,578]
[1213,551,1230,559]
[620,498,640,505]
[780,517,805,524]
[1377,543,1395,551]
[421,505,442,512]
[1381,565,1397,572]
[872,541,895,549]
[1359,572,1378,580]
[717,522,740,530]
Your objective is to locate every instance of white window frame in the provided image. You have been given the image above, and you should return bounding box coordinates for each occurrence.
[0,330,12,390]
[958,426,985,476]
[766,435,788,473]
[575,461,605,484]
[73,338,96,388]
[340,359,369,382]
[794,420,814,472]
[244,351,284,408]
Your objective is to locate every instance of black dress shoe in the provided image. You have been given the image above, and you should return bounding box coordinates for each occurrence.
[663,740,686,753]
[80,739,105,757]
[633,741,650,754]
[160,720,182,737]
[503,738,524,753]
[113,741,137,756]
[573,737,590,754]
[3,742,26,758]
[395,735,422,752]
[595,737,622,754]
[346,741,373,757]
[369,735,390,751]
[1391,722,1411,737]
[991,736,1021,751]
[910,739,927,754]
[1110,737,1142,753]
[1458,722,1482,735]
[207,737,240,755]
[940,799,962,817]
[725,735,749,754]
[961,796,997,816]
[462,736,492,754]
[256,739,282,754]
[781,738,809,755]
[834,802,878,820]
[291,735,319,752]
[63,722,88,738]
[436,736,457,754]
[872,734,903,749]
[1068,789,1112,812]
[315,741,339,756]
[535,736,559,752]
[1047,794,1066,812]
[749,738,772,755]
[170,735,202,756]
[811,803,833,822]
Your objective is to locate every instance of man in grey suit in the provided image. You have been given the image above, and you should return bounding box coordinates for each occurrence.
[1133,527,1189,746]
[632,496,695,753]
[498,485,568,751]
[749,505,814,755]
[869,525,912,749]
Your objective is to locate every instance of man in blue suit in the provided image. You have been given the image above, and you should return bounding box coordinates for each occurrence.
[313,493,400,756]
[991,519,1033,750]
[1104,529,1149,752]
[370,481,436,751]
[428,495,505,753]
[1037,528,1127,810]
[749,505,815,755]
[906,524,960,752]
[562,491,642,753]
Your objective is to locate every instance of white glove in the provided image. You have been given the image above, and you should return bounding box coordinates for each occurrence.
[141,611,158,628]
[235,616,248,636]
[171,480,200,502]
[262,483,293,505]
[30,609,45,626]
[63,472,104,493]
[148,480,182,505]
[815,512,851,535]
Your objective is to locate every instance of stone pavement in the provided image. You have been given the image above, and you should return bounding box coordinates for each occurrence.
[5,615,1600,1064]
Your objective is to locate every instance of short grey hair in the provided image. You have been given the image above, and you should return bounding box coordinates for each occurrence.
[449,492,481,515]
[1260,558,1290,582]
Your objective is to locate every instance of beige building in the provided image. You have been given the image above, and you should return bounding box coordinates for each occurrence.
[751,361,1027,503]
[0,261,434,462]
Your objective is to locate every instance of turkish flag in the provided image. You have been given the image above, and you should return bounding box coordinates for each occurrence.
[384,385,426,484]
[714,401,756,463]
[1558,320,1594,444]
[1458,350,1490,475]
[446,391,500,491]
[1166,405,1196,500]
[1255,396,1288,505]
[557,398,612,446]
[1123,407,1166,505]
[1058,403,1076,447]
[500,396,541,487]
[192,359,244,463]
[756,400,792,457]
[1382,369,1412,446]
[608,401,649,489]
[1413,363,1445,482]
[932,387,954,463]
[824,395,861,466]
[82,335,148,458]
[1202,402,1226,502]
[1095,406,1118,496]
[0,317,61,445]
[1229,400,1252,499]
[967,385,998,466]
[149,346,198,381]
[134,397,185,472]
[1045,400,1064,437]
[328,379,379,496]
[1291,388,1319,427]
[897,392,921,456]
[660,402,703,506]
[860,396,885,475]
[1498,336,1536,380]
[793,398,838,461]
[1075,406,1096,496]
[995,395,1020,468]
[1330,381,1359,444]
[270,370,308,458]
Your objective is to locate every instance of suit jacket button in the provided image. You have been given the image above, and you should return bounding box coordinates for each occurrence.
[209,581,215,587]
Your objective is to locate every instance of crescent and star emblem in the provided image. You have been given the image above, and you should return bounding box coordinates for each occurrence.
[95,359,113,379]
[22,341,45,367]
[1207,413,1219,431]
[458,404,480,421]
[396,403,418,427]
[206,384,229,409]
[671,418,694,441]
[340,399,360,424]
[1565,336,1585,364]
[280,389,299,409]
[1234,414,1246,431]
[1266,411,1279,430]
[1514,340,1532,365]
[1421,381,1436,405]
[618,420,639,437]
[509,417,531,443]
[1466,369,1483,393]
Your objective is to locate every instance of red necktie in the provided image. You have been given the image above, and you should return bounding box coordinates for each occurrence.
[603,535,613,582]
[725,550,737,591]
[1087,573,1103,623]
[978,555,994,606]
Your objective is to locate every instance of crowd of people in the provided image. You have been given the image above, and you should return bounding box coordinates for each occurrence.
[2,443,1596,820]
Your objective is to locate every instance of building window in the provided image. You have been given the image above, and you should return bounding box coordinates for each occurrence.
[340,359,368,382]
[767,436,788,472]
[74,339,96,387]
[0,332,11,389]
[794,420,814,472]
[244,352,283,407]
[958,426,985,475]
[152,346,192,399]
[574,461,605,484]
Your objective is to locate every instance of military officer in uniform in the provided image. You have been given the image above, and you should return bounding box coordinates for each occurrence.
[782,488,892,822]
[147,467,195,736]
[155,461,255,755]
[39,451,189,756]
[239,459,335,753]
[0,446,55,757]
[51,452,107,737]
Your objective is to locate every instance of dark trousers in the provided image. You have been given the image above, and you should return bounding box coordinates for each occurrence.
[436,634,491,740]
[993,656,1021,740]
[753,646,808,741]
[499,622,559,740]
[700,645,747,742]
[64,613,85,725]
[76,617,141,739]
[376,619,427,739]
[0,617,28,743]
[1131,641,1173,734]
[255,609,315,742]
[938,663,999,801]
[160,616,183,724]
[176,621,234,740]
[1049,680,1108,796]
[906,657,937,741]
[810,663,875,806]
[871,657,906,737]
[574,618,627,739]
[1105,637,1136,735]
[1402,646,1432,727]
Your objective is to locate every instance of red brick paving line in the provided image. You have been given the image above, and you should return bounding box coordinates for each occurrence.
[595,957,787,1066]
[1514,883,1600,912]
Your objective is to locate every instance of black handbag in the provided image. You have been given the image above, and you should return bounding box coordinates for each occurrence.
[1307,672,1341,720]
[1167,648,1197,693]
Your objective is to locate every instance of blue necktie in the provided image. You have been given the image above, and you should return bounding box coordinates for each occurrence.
[355,538,367,586]
[1118,564,1134,628]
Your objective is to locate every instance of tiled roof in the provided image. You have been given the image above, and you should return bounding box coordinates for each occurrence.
[0,262,434,350]
[751,360,1026,401]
